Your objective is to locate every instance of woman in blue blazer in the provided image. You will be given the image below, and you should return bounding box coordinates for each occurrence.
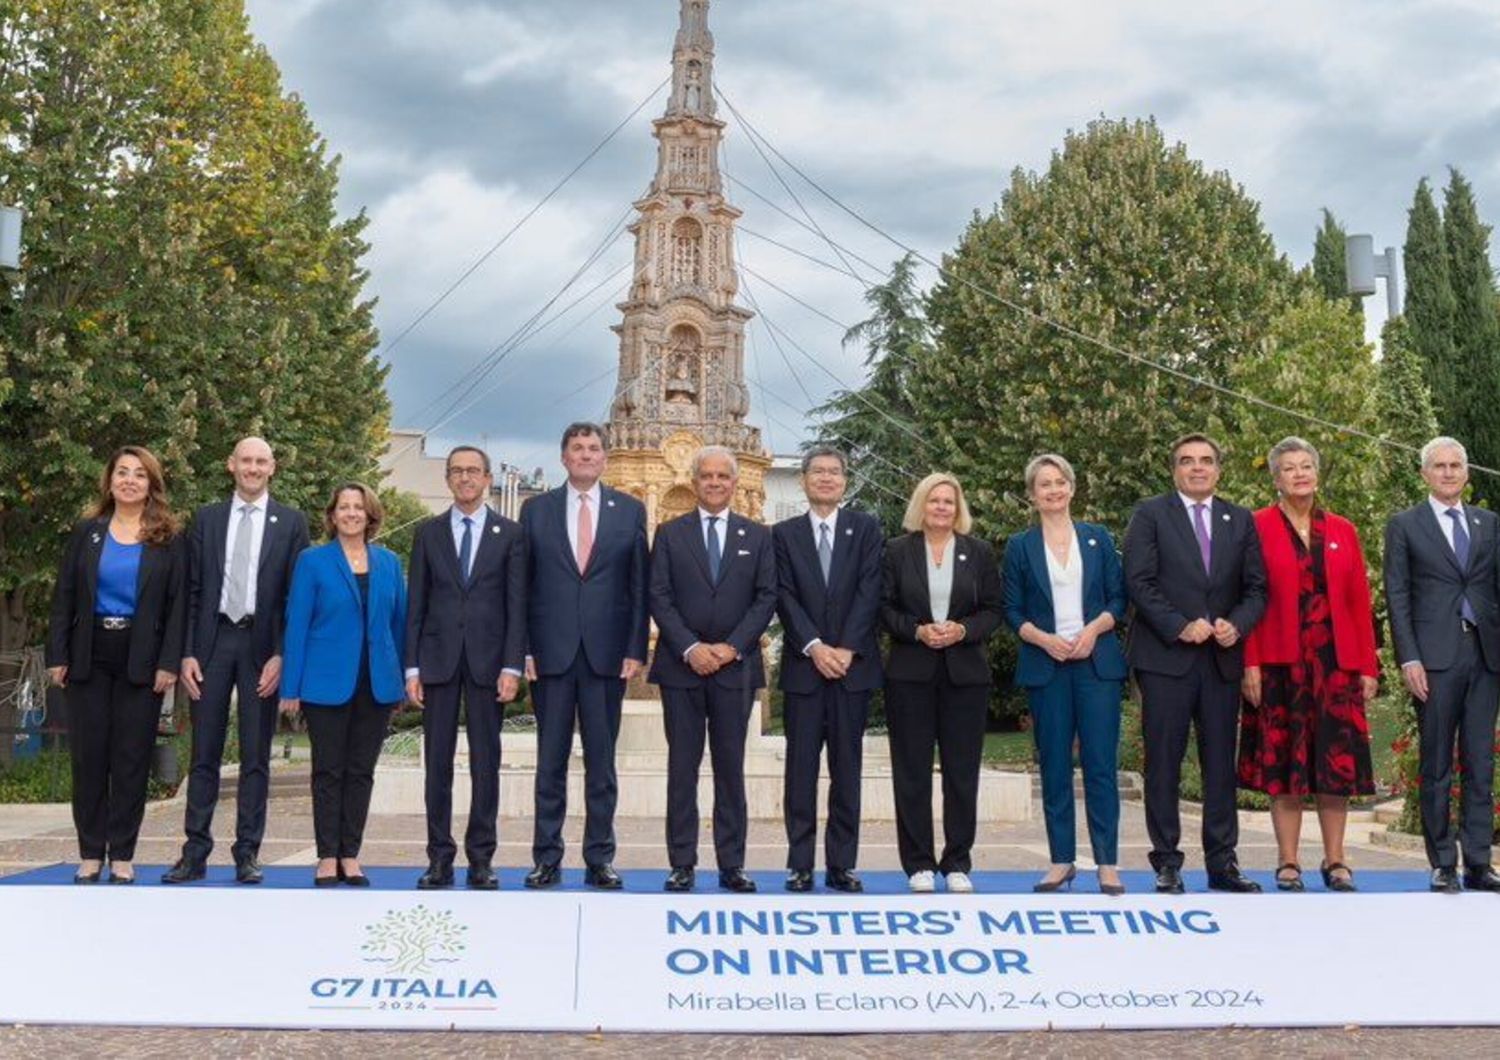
[1002,455,1128,895]
[280,483,407,886]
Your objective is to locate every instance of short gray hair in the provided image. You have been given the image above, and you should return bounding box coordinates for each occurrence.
[1024,453,1076,494]
[800,445,847,475]
[1421,436,1468,470]
[691,445,739,478]
[1266,436,1320,477]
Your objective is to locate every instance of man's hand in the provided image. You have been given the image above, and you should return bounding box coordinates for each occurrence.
[47,665,67,689]
[1212,618,1240,648]
[180,657,203,700]
[1360,675,1380,702]
[153,669,177,696]
[687,644,722,677]
[1066,627,1098,661]
[620,658,643,681]
[1179,618,1214,644]
[708,643,738,665]
[406,676,425,707]
[1241,665,1262,707]
[832,647,855,672]
[256,654,283,699]
[278,697,301,717]
[524,656,538,682]
[497,672,519,703]
[1402,661,1429,703]
[809,643,847,681]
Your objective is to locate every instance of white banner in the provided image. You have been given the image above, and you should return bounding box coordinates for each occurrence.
[2,887,1498,1031]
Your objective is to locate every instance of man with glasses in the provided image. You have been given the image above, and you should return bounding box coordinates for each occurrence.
[405,445,526,890]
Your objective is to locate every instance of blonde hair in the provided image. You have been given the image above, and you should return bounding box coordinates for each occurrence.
[901,472,973,534]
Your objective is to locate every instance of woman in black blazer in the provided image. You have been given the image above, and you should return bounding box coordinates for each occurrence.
[882,472,1003,894]
[46,446,186,884]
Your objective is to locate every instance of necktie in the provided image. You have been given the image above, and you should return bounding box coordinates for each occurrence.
[1447,508,1477,623]
[817,521,832,585]
[224,503,254,622]
[576,494,593,573]
[1192,503,1212,574]
[458,516,474,585]
[706,515,722,583]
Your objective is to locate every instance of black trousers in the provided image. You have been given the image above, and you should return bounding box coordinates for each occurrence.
[1137,650,1241,873]
[662,682,754,871]
[423,658,501,866]
[885,672,988,875]
[783,684,869,873]
[1418,630,1500,870]
[303,692,391,859]
[68,627,162,862]
[532,649,624,867]
[181,622,278,864]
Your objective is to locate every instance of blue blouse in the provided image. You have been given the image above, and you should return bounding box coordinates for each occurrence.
[95,534,142,617]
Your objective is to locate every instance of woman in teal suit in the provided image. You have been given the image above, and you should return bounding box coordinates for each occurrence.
[1002,454,1128,895]
[280,483,407,886]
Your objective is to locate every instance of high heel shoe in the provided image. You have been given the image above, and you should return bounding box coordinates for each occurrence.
[1320,861,1356,892]
[1276,863,1305,892]
[73,863,102,885]
[1097,870,1126,896]
[1032,865,1077,893]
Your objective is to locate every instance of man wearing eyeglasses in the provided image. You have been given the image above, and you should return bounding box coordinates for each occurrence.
[405,445,526,890]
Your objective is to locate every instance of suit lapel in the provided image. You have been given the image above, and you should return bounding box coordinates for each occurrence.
[464,507,497,582]
[434,508,465,586]
[332,543,361,608]
[801,515,831,601]
[84,519,107,606]
[1207,499,1228,582]
[553,489,582,579]
[1417,504,1464,575]
[134,534,157,601]
[1023,528,1053,606]
[209,502,230,579]
[1469,509,1490,572]
[1079,521,1100,601]
[1166,496,1209,583]
[256,501,279,576]
[903,533,933,621]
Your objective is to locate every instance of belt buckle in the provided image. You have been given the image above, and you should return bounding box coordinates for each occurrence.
[100,616,129,631]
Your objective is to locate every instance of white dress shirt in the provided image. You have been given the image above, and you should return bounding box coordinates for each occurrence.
[567,481,602,558]
[1046,530,1085,640]
[218,492,268,616]
[450,502,487,575]
[1178,492,1214,542]
[802,508,840,655]
[926,536,956,624]
[1428,495,1467,552]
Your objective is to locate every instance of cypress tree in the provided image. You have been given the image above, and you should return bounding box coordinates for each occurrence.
[1311,208,1363,318]
[1442,168,1500,500]
[1402,179,1459,432]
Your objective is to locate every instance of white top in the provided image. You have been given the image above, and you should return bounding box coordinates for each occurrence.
[1428,495,1469,553]
[1178,492,1214,542]
[567,482,602,557]
[218,492,268,616]
[1046,530,1085,639]
[449,503,486,575]
[925,536,956,624]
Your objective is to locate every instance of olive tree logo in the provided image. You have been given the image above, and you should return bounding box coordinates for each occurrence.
[361,905,468,975]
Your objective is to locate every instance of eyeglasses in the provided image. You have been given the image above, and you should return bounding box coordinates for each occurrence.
[446,467,487,479]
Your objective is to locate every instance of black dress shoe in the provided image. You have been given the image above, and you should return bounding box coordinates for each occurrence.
[74,868,102,885]
[417,863,455,890]
[108,871,135,885]
[524,862,561,889]
[663,866,696,893]
[467,864,499,890]
[585,864,624,890]
[314,872,340,888]
[718,868,757,894]
[785,869,813,893]
[342,871,371,887]
[162,859,206,885]
[1430,867,1461,894]
[235,857,264,885]
[1207,865,1263,893]
[1154,865,1185,894]
[825,868,864,894]
[1463,866,1500,892]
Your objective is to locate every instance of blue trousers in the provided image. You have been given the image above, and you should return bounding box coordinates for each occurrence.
[1027,661,1122,864]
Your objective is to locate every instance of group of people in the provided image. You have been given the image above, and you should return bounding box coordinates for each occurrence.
[42,425,1500,898]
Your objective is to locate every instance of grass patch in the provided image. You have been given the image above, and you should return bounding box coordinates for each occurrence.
[983,729,1034,767]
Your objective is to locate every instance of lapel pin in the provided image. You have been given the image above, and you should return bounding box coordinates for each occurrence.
[737,527,745,537]
[738,549,751,556]
[607,498,616,507]
[1087,538,1097,547]
[959,554,968,562]
[1473,516,1481,526]
[269,514,278,524]
[491,525,500,534]
[1329,541,1339,550]
[845,527,853,536]
[90,532,101,544]
[1222,513,1230,522]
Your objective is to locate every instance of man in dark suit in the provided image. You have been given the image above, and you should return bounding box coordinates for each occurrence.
[1385,436,1500,893]
[772,446,882,893]
[650,445,778,893]
[405,445,525,891]
[165,437,310,884]
[1123,433,1266,894]
[521,422,649,891]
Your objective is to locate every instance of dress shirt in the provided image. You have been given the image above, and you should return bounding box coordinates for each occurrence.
[1178,492,1214,542]
[451,502,486,573]
[802,507,840,655]
[566,481,602,558]
[218,492,268,617]
[1045,530,1085,640]
[926,536,956,624]
[684,507,736,662]
[1427,495,1467,553]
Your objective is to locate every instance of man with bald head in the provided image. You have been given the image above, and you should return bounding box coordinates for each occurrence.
[164,437,310,884]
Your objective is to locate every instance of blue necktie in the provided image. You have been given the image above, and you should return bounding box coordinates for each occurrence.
[459,516,474,585]
[818,522,833,585]
[706,515,722,583]
[1447,508,1477,623]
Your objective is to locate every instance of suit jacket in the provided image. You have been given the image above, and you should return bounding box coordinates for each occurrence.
[773,508,884,695]
[281,541,407,706]
[1002,521,1128,688]
[1245,506,1379,677]
[648,509,778,690]
[1123,492,1267,681]
[520,485,649,677]
[1384,500,1500,672]
[183,497,310,668]
[881,532,1004,687]
[405,506,526,687]
[46,518,187,686]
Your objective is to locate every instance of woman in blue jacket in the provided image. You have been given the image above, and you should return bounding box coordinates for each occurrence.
[1002,455,1128,895]
[280,483,407,886]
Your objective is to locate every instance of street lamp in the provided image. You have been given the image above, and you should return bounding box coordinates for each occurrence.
[1345,234,1402,318]
[0,205,22,270]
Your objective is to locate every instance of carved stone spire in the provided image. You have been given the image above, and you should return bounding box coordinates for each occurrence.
[667,0,716,119]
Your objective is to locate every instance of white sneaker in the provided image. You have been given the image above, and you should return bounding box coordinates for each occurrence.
[945,871,974,894]
[908,870,936,893]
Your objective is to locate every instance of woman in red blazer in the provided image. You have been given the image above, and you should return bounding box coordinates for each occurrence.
[1239,437,1379,893]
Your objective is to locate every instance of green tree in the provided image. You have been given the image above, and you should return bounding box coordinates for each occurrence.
[1442,168,1500,501]
[0,1,388,670]
[811,253,935,534]
[1310,208,1363,318]
[1373,315,1440,509]
[1402,178,1459,431]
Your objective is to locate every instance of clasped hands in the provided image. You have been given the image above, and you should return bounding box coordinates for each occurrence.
[916,620,966,651]
[808,642,855,680]
[1035,626,1100,662]
[1179,617,1240,648]
[687,642,739,676]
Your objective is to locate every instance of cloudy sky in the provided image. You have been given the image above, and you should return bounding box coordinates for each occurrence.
[244,0,1500,479]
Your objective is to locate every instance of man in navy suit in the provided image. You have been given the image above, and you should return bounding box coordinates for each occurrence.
[772,446,882,893]
[521,423,649,890]
[165,437,310,885]
[405,445,526,891]
[650,445,778,894]
[1124,433,1267,894]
